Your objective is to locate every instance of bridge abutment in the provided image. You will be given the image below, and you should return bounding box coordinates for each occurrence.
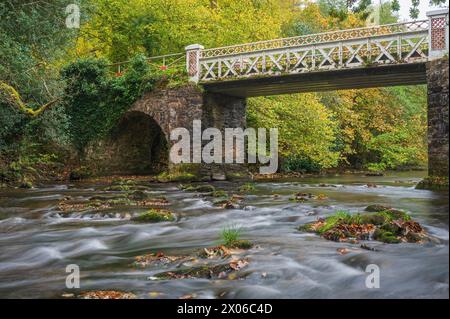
[418,58,449,190]
[81,85,250,181]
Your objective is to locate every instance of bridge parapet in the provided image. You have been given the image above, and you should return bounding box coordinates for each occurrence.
[186,9,448,83]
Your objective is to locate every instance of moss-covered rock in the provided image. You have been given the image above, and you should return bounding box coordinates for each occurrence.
[226,239,253,249]
[133,252,188,268]
[157,164,201,183]
[19,178,33,189]
[194,185,216,193]
[152,258,249,280]
[298,209,426,244]
[156,171,196,183]
[416,176,449,191]
[131,209,175,223]
[238,183,256,193]
[179,184,215,193]
[367,206,411,220]
[212,190,228,198]
[126,190,151,200]
[214,199,239,209]
[59,195,169,214]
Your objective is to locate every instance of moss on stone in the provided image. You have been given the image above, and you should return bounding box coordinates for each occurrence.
[131,209,175,223]
[226,239,253,249]
[372,229,401,244]
[238,182,256,193]
[126,190,151,200]
[19,178,33,189]
[154,264,233,280]
[212,190,228,198]
[157,164,201,183]
[416,176,449,191]
[364,205,411,221]
[194,185,216,193]
[156,171,196,183]
[179,184,216,193]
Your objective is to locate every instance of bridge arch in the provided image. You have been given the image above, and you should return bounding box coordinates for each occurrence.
[110,110,169,174]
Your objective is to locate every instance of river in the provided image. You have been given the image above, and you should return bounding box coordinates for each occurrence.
[0,171,448,299]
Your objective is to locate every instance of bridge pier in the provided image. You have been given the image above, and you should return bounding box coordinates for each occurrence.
[418,57,449,190]
[201,92,249,180]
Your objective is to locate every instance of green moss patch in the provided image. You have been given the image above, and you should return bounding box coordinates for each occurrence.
[179,184,215,193]
[226,239,253,249]
[237,183,256,193]
[131,209,175,223]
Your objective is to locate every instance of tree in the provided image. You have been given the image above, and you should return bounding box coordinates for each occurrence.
[77,0,293,62]
[322,0,448,20]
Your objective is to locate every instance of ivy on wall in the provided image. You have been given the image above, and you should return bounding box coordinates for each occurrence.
[61,55,159,153]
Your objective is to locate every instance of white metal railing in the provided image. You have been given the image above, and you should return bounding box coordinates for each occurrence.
[110,53,185,74]
[201,19,429,59]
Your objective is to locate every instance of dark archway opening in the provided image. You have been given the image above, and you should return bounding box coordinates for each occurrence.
[110,111,169,175]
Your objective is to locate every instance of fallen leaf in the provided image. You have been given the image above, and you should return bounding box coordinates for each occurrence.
[337,248,351,255]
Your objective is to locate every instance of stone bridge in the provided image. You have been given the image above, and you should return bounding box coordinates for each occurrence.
[90,10,448,185]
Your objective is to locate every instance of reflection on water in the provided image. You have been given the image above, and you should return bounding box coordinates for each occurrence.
[0,172,448,299]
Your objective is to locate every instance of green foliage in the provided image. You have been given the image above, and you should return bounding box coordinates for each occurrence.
[221,224,242,247]
[79,0,292,62]
[0,1,73,183]
[282,156,322,174]
[0,138,61,184]
[248,94,340,172]
[62,54,158,152]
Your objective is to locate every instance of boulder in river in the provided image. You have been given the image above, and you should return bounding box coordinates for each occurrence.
[298,209,429,244]
[179,184,216,193]
[131,209,175,223]
[151,258,249,280]
[133,252,188,267]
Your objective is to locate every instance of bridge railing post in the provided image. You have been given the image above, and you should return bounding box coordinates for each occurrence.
[427,9,449,60]
[185,44,204,83]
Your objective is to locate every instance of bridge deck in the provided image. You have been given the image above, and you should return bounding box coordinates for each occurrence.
[202,62,427,98]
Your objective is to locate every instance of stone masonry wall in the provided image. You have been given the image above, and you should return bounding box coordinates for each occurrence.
[426,58,449,178]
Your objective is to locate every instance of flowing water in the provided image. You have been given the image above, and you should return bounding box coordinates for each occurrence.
[0,172,448,299]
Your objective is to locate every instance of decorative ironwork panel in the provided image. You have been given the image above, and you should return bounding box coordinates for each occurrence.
[188,51,199,77]
[431,17,447,50]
